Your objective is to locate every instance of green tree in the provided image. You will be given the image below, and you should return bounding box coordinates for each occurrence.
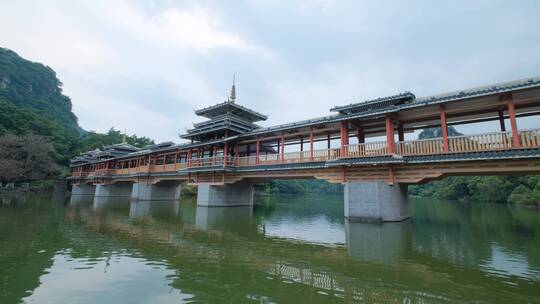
[0,134,60,183]
[508,185,540,207]
[74,128,154,154]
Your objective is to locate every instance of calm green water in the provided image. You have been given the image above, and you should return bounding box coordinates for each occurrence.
[0,194,539,304]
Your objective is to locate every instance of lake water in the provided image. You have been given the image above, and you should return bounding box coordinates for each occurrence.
[0,193,539,303]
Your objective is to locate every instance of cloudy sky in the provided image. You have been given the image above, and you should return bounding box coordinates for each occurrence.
[1,0,539,143]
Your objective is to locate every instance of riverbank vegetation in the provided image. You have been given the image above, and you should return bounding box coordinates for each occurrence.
[0,134,59,183]
[409,127,539,207]
[262,179,343,195]
[409,176,540,207]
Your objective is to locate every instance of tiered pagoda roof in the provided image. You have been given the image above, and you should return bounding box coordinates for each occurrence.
[180,82,267,142]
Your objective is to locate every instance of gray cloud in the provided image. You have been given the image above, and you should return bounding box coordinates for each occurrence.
[1,0,539,142]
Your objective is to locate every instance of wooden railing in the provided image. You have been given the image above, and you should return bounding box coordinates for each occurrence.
[73,129,540,176]
[398,138,444,155]
[448,131,513,153]
[519,129,540,148]
[344,141,388,157]
[189,156,225,167]
[235,148,341,167]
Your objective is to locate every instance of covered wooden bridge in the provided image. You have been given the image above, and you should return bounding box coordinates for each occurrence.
[69,76,540,221]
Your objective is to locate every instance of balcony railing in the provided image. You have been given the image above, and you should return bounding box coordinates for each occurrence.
[235,148,341,167]
[344,141,388,157]
[73,128,540,177]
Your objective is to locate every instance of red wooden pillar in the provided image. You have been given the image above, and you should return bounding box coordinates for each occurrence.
[187,149,192,167]
[508,95,520,148]
[256,137,260,164]
[299,136,304,160]
[388,166,396,185]
[327,133,331,149]
[280,131,285,162]
[357,128,364,144]
[234,143,239,165]
[309,127,314,161]
[223,131,229,167]
[162,153,167,169]
[385,115,396,154]
[341,167,348,183]
[327,132,331,159]
[439,105,449,152]
[340,121,349,157]
[397,123,404,142]
[223,142,228,167]
[498,109,506,132]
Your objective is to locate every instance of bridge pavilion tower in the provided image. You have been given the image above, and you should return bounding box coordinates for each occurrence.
[180,82,269,156]
[180,82,270,206]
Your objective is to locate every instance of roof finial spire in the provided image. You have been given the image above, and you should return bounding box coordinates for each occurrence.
[229,73,236,103]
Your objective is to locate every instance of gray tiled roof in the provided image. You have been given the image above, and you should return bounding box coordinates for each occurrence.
[195,100,268,122]
[330,92,415,114]
[325,155,402,166]
[404,149,540,163]
[414,76,540,105]
[234,161,327,172]
[239,76,540,138]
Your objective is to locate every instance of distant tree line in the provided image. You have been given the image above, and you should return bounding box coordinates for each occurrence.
[262,179,343,195]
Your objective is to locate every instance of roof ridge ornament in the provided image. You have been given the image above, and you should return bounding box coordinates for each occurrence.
[229,73,236,103]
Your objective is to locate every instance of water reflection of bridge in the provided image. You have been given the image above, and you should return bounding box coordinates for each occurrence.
[63,196,540,302]
[66,196,427,302]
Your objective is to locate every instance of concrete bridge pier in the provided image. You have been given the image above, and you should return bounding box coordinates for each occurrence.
[131,181,181,201]
[71,183,96,196]
[94,183,133,197]
[196,181,254,207]
[344,182,410,222]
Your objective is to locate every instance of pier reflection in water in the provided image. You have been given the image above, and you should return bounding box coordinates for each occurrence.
[345,220,411,264]
[92,196,131,211]
[1,194,539,303]
[195,206,253,233]
[130,200,180,219]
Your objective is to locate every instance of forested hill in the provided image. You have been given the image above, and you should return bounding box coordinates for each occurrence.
[0,47,82,135]
[0,47,153,174]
